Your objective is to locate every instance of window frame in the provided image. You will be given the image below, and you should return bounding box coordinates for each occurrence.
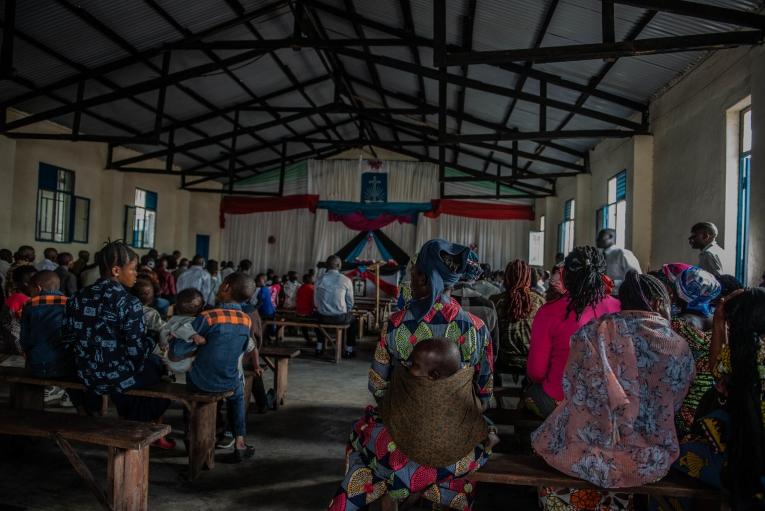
[72,196,91,244]
[125,188,158,249]
[735,106,752,283]
[558,199,575,256]
[596,170,628,248]
[35,163,76,244]
[528,214,545,267]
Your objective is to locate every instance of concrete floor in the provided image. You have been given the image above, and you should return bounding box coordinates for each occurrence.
[0,337,532,510]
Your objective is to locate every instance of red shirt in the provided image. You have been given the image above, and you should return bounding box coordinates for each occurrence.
[6,292,30,318]
[295,284,315,316]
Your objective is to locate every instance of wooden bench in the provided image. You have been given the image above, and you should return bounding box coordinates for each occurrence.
[0,366,231,480]
[472,453,720,501]
[244,346,300,410]
[0,407,170,511]
[264,318,349,363]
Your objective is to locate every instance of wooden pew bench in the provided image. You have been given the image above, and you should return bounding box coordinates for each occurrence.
[264,318,349,363]
[472,453,720,501]
[0,366,231,480]
[0,407,169,511]
[244,346,300,411]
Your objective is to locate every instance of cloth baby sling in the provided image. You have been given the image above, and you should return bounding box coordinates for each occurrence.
[379,364,488,468]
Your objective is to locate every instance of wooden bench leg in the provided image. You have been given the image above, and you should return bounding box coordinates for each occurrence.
[334,328,344,364]
[11,383,44,410]
[188,401,216,481]
[273,358,289,410]
[243,372,255,412]
[108,446,149,511]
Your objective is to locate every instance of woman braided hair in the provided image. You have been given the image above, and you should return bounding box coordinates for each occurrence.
[502,259,533,322]
[563,246,607,320]
[619,270,671,314]
[723,288,765,509]
[96,239,138,276]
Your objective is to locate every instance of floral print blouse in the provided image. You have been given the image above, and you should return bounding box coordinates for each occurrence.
[532,311,695,488]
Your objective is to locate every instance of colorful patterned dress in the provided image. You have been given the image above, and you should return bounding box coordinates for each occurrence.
[671,317,714,437]
[329,296,494,511]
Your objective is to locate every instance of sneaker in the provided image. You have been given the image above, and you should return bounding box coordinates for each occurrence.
[44,386,66,402]
[60,392,74,408]
[216,433,235,449]
[152,437,177,450]
[233,444,255,463]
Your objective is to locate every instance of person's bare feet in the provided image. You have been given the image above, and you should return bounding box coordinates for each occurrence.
[486,431,500,450]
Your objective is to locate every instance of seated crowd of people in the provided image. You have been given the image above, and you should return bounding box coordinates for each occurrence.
[2,219,765,510]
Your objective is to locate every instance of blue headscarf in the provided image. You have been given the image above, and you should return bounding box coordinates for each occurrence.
[675,266,721,317]
[409,239,481,320]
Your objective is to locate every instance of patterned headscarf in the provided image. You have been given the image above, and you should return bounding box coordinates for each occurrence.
[662,263,692,285]
[411,239,480,320]
[675,266,721,317]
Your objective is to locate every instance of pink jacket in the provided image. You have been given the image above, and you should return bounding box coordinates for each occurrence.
[527,295,621,400]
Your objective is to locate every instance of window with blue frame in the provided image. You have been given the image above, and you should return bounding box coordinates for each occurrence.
[35,162,89,243]
[736,106,752,283]
[558,199,575,256]
[596,170,627,248]
[125,188,157,249]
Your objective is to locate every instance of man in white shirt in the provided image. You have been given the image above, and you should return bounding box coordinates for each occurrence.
[597,229,642,294]
[35,247,59,272]
[282,271,300,309]
[689,222,730,277]
[0,249,11,292]
[314,255,357,358]
[176,255,212,305]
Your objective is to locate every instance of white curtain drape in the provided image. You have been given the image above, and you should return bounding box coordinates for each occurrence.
[416,215,530,272]
[222,159,532,275]
[222,209,315,275]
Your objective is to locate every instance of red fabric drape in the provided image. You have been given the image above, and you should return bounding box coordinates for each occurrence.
[219,194,320,227]
[327,212,415,231]
[425,199,534,220]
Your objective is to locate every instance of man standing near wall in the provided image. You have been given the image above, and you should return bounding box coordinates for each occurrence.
[688,222,729,277]
[597,228,642,294]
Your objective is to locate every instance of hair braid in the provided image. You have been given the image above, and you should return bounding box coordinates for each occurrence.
[96,239,137,276]
[724,288,765,509]
[563,246,607,320]
[619,271,670,312]
[503,260,533,322]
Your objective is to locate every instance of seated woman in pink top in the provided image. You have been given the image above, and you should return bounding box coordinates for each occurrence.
[525,246,621,417]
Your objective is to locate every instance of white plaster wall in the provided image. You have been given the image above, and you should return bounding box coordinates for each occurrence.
[0,134,223,260]
[650,44,756,273]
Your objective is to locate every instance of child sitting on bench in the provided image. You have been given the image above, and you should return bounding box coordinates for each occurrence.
[170,272,257,462]
[131,277,165,344]
[160,288,206,374]
[20,270,76,379]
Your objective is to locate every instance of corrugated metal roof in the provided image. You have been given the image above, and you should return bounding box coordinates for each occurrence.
[3,0,763,190]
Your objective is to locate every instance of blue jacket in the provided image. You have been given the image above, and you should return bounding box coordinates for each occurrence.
[255,286,275,317]
[170,303,251,393]
[20,291,75,378]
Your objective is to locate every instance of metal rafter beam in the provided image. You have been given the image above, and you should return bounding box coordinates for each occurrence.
[452,0,477,166]
[300,2,380,153]
[1,0,15,78]
[484,0,559,172]
[168,38,424,49]
[614,0,765,30]
[330,46,645,130]
[0,0,290,110]
[399,0,428,123]
[442,129,647,143]
[347,75,585,160]
[445,31,763,65]
[303,0,646,112]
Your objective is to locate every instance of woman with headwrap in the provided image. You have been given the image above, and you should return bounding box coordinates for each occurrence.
[532,272,695,510]
[671,288,765,510]
[490,260,545,377]
[525,246,621,418]
[670,266,721,437]
[328,239,494,511]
